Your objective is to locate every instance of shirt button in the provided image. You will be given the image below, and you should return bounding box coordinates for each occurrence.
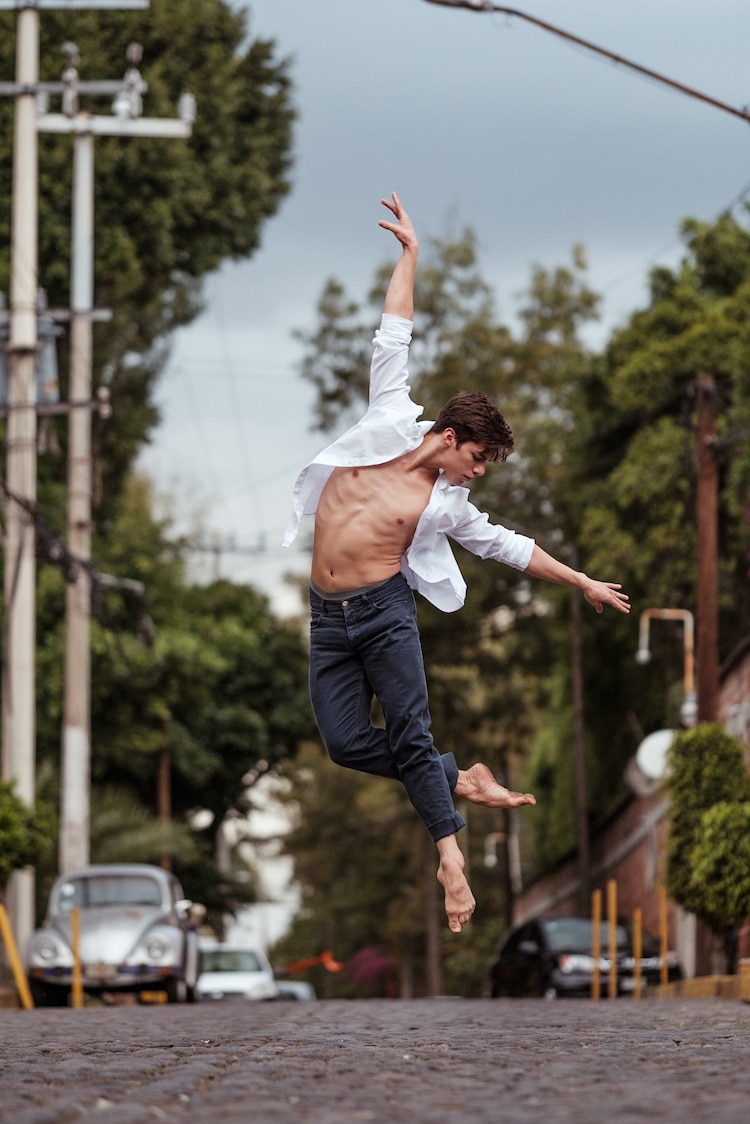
[341,600,349,607]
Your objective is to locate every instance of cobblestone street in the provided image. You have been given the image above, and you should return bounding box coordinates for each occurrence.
[1,998,749,1123]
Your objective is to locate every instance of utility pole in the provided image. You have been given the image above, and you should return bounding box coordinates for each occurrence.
[36,41,194,873]
[0,1,180,947]
[695,373,719,723]
[0,0,41,954]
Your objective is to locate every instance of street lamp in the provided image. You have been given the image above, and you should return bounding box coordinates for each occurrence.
[635,609,698,728]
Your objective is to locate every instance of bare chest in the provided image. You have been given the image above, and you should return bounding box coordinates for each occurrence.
[323,461,436,531]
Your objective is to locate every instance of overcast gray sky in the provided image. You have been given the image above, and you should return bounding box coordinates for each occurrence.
[137,0,750,614]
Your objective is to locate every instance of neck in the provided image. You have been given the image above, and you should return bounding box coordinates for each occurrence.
[402,432,444,475]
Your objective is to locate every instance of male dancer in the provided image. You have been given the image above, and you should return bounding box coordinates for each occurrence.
[284,193,629,932]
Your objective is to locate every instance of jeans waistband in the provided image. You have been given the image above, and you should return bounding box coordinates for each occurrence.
[309,572,406,604]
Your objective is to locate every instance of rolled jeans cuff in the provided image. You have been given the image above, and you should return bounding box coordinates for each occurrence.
[441,751,459,792]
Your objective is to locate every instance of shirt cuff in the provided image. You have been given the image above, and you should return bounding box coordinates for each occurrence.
[379,312,413,339]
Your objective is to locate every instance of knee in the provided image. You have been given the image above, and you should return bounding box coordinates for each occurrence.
[323,733,349,767]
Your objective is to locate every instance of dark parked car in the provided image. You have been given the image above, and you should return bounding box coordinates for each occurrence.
[489,915,681,999]
[27,864,201,1006]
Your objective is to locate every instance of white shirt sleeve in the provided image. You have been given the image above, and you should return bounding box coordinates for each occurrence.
[445,489,535,571]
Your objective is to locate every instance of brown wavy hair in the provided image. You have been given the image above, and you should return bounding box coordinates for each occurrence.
[430,392,514,463]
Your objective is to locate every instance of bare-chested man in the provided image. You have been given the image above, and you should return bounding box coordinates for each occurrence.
[284,193,630,933]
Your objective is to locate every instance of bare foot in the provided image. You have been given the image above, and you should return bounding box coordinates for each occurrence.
[437,855,476,934]
[454,762,536,809]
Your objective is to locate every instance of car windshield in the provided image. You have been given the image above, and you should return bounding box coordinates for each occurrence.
[542,918,628,953]
[200,950,262,973]
[58,875,163,911]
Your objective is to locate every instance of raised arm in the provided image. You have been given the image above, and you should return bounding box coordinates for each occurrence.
[525,544,630,615]
[379,192,418,320]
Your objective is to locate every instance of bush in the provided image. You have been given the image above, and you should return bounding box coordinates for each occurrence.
[665,723,750,918]
[690,802,750,932]
[0,780,55,899]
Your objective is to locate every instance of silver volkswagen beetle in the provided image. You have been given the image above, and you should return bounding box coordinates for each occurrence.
[27,863,201,1006]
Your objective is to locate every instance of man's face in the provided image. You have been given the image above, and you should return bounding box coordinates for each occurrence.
[442,436,490,487]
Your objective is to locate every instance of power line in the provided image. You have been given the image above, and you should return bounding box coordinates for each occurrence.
[423,2,750,125]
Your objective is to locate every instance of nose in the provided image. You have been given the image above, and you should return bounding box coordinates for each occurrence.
[474,462,486,477]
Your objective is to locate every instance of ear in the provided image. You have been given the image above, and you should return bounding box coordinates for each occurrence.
[441,427,457,448]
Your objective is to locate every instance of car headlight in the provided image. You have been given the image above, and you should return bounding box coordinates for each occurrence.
[34,936,62,963]
[558,954,599,974]
[145,935,170,961]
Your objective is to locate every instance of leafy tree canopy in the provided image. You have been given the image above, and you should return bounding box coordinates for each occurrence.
[32,472,316,921]
[577,210,750,651]
[0,0,295,508]
[0,780,55,897]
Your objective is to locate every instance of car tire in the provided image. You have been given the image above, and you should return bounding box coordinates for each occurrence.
[30,980,69,1008]
[542,985,559,999]
[164,977,186,1003]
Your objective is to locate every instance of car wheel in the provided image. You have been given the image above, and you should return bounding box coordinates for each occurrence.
[30,980,69,1007]
[542,985,559,999]
[164,977,186,1003]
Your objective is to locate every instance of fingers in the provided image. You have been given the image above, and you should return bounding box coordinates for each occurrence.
[380,190,401,216]
[585,581,630,614]
[509,791,537,808]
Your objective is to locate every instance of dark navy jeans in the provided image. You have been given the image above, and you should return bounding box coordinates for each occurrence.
[308,572,465,843]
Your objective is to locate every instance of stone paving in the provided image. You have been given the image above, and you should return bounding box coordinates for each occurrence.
[0,998,749,1123]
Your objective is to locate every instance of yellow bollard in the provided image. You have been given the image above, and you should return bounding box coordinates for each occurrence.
[659,887,668,989]
[0,903,34,1009]
[632,907,642,999]
[591,889,602,1000]
[607,879,618,998]
[70,906,84,1009]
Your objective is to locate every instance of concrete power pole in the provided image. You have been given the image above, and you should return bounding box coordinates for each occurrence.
[0,1,187,945]
[36,42,195,873]
[0,1,40,953]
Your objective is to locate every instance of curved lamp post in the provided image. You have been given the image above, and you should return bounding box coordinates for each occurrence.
[635,609,698,728]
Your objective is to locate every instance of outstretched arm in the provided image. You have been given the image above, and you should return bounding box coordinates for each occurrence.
[379,192,418,320]
[525,544,630,614]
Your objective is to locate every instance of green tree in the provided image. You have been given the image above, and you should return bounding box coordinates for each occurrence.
[31,472,316,921]
[689,801,750,970]
[665,723,750,970]
[576,210,750,669]
[0,0,295,510]
[0,780,54,903]
[523,209,750,862]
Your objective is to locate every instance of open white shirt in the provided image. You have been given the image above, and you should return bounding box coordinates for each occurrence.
[283,313,535,612]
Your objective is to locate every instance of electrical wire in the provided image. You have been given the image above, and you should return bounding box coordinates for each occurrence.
[423,2,750,125]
